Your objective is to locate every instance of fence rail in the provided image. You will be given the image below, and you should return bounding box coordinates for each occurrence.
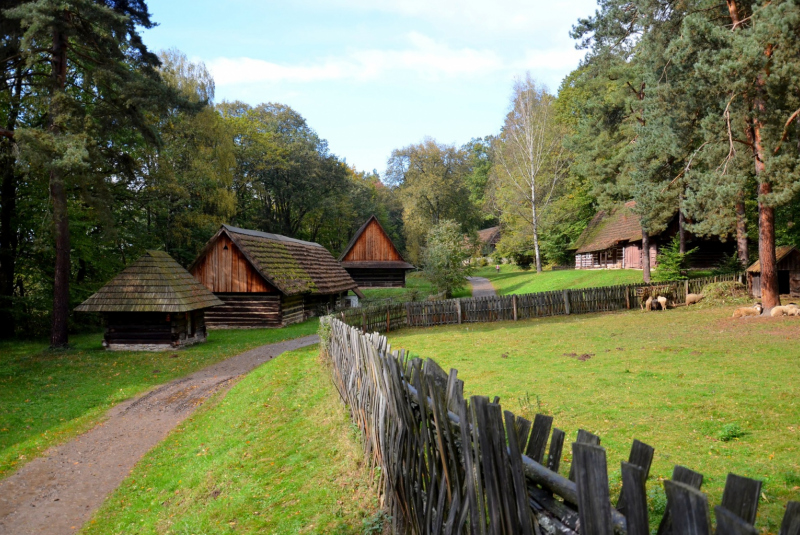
[322,316,798,535]
[338,273,744,333]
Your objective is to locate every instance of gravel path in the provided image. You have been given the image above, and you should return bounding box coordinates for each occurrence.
[467,276,497,298]
[0,334,319,535]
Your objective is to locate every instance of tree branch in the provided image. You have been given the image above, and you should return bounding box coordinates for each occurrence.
[773,107,800,155]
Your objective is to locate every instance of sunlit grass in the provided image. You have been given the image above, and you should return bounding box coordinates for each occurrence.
[387,305,800,532]
[0,320,319,480]
[82,345,380,535]
[359,271,471,301]
[472,265,645,295]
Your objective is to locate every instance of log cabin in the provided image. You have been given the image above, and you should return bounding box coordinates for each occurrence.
[477,226,501,256]
[190,225,361,328]
[747,245,800,298]
[75,250,223,350]
[338,215,414,287]
[572,201,733,270]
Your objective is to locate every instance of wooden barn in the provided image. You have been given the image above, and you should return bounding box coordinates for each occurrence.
[190,225,361,328]
[477,226,501,256]
[338,215,414,287]
[572,201,733,269]
[75,250,223,350]
[747,245,800,298]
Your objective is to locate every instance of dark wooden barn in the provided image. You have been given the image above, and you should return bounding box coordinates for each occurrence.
[75,250,223,350]
[747,245,800,298]
[338,215,414,287]
[190,225,361,328]
[572,201,734,270]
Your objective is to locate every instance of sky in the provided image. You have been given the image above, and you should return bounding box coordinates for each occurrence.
[141,0,598,175]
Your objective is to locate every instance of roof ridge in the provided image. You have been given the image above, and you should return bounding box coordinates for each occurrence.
[223,224,322,248]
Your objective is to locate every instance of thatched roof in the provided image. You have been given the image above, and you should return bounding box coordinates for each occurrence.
[76,251,223,313]
[477,226,501,246]
[338,215,414,269]
[193,225,359,296]
[746,245,798,273]
[573,201,646,254]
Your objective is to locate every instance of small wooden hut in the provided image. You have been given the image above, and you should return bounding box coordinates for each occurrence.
[747,245,800,298]
[477,226,501,256]
[338,215,414,287]
[75,250,223,350]
[190,225,361,328]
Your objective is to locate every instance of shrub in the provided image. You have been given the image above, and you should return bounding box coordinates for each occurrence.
[713,252,745,275]
[701,281,750,306]
[653,236,697,281]
[422,220,474,298]
[509,251,534,270]
[719,423,747,442]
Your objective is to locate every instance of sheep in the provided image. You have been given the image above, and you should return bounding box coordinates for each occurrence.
[771,303,799,317]
[732,303,763,318]
[657,296,668,310]
[644,296,653,311]
[789,307,800,317]
[686,293,705,306]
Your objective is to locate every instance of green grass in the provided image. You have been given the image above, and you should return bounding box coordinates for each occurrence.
[0,320,319,480]
[387,306,800,531]
[471,265,645,295]
[359,271,471,302]
[81,345,380,535]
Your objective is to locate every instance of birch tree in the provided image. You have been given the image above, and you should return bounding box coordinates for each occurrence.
[494,75,567,272]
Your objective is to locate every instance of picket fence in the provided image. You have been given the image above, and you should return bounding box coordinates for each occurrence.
[322,316,800,535]
[339,273,743,333]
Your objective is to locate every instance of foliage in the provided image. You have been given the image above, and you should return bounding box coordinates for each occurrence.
[387,305,800,528]
[653,237,698,281]
[358,272,470,303]
[82,345,380,534]
[422,220,474,298]
[719,423,748,442]
[0,319,320,479]
[714,253,747,275]
[362,511,391,535]
[699,281,751,306]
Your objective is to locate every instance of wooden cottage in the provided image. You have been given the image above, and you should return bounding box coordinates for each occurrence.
[75,250,223,350]
[747,245,800,298]
[338,215,414,287]
[477,226,501,256]
[572,201,733,269]
[190,225,361,328]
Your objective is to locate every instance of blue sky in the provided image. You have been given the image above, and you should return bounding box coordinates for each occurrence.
[142,0,598,174]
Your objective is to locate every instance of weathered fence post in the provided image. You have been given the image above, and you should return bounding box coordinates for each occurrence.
[563,289,571,315]
[456,299,462,324]
[685,279,690,304]
[386,309,390,333]
[405,302,411,327]
[513,294,518,321]
[626,286,631,309]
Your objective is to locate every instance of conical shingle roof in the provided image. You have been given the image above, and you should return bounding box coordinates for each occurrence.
[75,251,223,313]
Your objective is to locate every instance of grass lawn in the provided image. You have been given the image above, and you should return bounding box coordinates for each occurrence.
[472,265,714,295]
[0,320,319,481]
[81,345,381,535]
[359,271,471,302]
[387,305,800,532]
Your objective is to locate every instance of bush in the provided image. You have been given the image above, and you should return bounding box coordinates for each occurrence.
[713,252,745,275]
[701,281,750,306]
[653,236,697,281]
[509,251,534,270]
[422,220,474,298]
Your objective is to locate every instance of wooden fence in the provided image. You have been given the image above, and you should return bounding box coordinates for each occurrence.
[322,316,799,535]
[338,273,744,333]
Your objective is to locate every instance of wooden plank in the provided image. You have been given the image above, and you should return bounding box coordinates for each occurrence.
[621,461,649,535]
[525,413,553,464]
[720,473,762,524]
[663,480,711,535]
[572,442,613,535]
[505,411,534,535]
[780,501,800,535]
[714,506,758,535]
[617,439,655,515]
[569,429,601,481]
[547,428,565,474]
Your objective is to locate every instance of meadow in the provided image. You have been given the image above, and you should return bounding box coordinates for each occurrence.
[387,304,800,531]
[0,320,319,480]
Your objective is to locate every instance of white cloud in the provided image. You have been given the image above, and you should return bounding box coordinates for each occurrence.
[207,32,579,87]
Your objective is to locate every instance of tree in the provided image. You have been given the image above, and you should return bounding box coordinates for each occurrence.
[422,220,474,298]
[7,0,175,346]
[492,75,568,273]
[386,138,479,263]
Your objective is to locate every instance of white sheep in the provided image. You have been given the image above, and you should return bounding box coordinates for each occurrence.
[771,303,799,317]
[657,296,668,310]
[686,293,705,306]
[732,303,763,318]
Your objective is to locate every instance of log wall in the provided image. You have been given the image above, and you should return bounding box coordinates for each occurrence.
[103,310,208,350]
[345,267,406,288]
[191,234,274,293]
[205,293,282,329]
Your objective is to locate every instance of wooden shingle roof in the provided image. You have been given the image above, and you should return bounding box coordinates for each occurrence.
[75,251,223,313]
[477,226,501,246]
[746,245,798,272]
[193,225,358,296]
[573,201,647,254]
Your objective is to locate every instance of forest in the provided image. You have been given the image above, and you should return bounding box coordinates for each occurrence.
[1,0,799,342]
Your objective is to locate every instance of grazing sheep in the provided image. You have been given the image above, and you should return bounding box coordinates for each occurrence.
[789,307,800,317]
[645,296,653,311]
[771,303,800,317]
[657,296,668,310]
[686,293,705,306]
[732,303,763,318]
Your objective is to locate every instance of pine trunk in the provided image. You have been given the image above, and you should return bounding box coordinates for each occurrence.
[50,25,70,348]
[757,185,778,309]
[642,229,651,283]
[678,208,686,254]
[735,199,749,268]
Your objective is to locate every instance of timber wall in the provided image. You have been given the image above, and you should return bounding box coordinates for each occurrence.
[345,267,406,288]
[323,317,799,534]
[206,293,282,329]
[191,234,274,293]
[342,219,404,262]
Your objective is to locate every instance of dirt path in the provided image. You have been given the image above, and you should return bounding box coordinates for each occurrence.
[0,335,319,535]
[467,276,497,298]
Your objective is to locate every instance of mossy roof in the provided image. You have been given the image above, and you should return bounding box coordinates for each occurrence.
[746,245,798,273]
[477,226,501,246]
[75,251,223,313]
[194,225,358,296]
[573,201,646,254]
